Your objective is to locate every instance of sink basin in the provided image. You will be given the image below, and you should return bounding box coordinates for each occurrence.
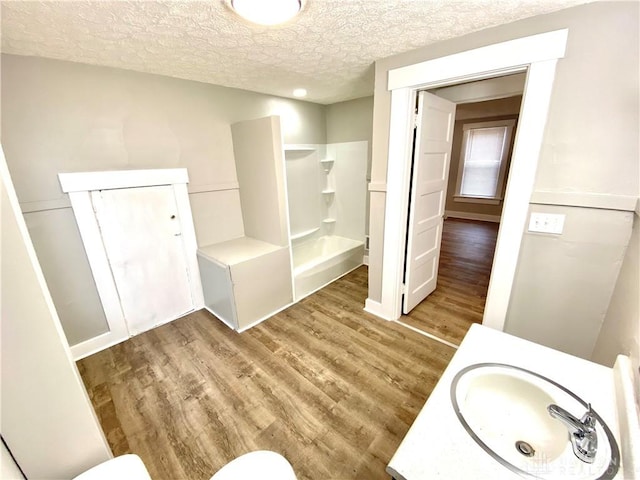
[451,363,620,479]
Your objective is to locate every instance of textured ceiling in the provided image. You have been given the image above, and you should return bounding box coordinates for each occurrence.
[1,0,590,104]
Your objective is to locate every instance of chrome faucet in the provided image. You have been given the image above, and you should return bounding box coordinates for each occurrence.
[547,403,598,463]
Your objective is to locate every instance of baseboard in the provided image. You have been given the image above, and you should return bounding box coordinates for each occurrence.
[71,310,197,360]
[70,330,128,361]
[445,210,501,223]
[364,298,389,320]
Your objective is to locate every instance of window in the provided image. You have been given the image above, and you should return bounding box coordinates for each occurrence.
[454,119,516,204]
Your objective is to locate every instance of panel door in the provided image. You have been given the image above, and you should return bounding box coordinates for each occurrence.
[92,185,194,335]
[403,91,456,314]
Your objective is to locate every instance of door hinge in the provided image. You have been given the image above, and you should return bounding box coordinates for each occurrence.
[413,112,419,129]
[401,283,407,295]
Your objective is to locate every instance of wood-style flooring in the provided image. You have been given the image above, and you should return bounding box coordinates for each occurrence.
[401,218,499,346]
[78,266,455,480]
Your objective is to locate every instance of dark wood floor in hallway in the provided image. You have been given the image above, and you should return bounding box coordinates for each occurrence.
[78,266,455,480]
[401,217,499,346]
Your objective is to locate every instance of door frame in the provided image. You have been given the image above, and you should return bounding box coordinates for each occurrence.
[58,168,204,360]
[373,29,568,329]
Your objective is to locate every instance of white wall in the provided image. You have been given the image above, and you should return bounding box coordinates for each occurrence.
[1,150,112,478]
[368,1,639,359]
[326,96,373,164]
[285,147,323,238]
[329,141,368,242]
[232,116,289,247]
[0,441,24,480]
[592,211,639,376]
[505,205,634,358]
[325,97,374,240]
[1,54,326,346]
[24,208,111,341]
[285,142,367,245]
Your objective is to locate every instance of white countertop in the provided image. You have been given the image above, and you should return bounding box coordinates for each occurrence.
[387,324,624,480]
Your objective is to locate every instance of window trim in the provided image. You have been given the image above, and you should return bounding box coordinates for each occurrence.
[453,196,502,205]
[454,119,516,203]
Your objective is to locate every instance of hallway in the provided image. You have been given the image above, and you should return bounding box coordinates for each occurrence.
[400,218,499,346]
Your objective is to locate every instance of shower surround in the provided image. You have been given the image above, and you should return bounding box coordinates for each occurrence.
[284,141,367,300]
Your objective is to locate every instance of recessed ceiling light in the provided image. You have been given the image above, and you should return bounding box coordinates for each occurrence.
[292,88,307,98]
[231,0,302,26]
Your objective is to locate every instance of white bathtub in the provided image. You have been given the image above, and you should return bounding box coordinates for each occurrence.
[292,235,364,300]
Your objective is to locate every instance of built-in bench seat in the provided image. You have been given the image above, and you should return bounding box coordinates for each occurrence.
[197,236,293,331]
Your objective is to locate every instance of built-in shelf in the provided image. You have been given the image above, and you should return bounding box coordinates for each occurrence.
[290,227,320,241]
[320,158,334,172]
[284,144,316,152]
[285,146,317,161]
[322,189,335,195]
[322,218,336,224]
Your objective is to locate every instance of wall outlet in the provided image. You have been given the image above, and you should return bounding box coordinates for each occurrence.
[528,213,565,234]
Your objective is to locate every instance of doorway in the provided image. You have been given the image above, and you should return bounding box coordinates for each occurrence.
[368,29,569,331]
[401,218,498,345]
[400,86,524,345]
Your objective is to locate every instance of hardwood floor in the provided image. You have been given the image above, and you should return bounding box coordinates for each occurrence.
[401,218,499,346]
[78,266,455,480]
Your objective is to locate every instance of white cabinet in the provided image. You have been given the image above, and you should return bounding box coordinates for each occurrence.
[198,238,292,331]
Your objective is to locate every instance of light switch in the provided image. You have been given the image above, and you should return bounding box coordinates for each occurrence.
[528,213,565,234]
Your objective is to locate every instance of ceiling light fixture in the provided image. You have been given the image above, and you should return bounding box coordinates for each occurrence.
[230,0,302,26]
[292,88,307,98]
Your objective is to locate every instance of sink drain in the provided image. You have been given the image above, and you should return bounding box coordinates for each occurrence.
[515,440,535,457]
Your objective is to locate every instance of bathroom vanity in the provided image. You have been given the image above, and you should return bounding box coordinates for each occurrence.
[387,325,637,479]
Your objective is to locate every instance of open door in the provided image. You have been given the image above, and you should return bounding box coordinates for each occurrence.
[403,91,456,314]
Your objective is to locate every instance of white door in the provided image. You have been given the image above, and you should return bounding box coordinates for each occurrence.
[92,185,194,335]
[403,91,456,314]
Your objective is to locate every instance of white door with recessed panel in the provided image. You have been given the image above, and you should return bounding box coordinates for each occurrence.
[403,91,456,314]
[92,185,194,335]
